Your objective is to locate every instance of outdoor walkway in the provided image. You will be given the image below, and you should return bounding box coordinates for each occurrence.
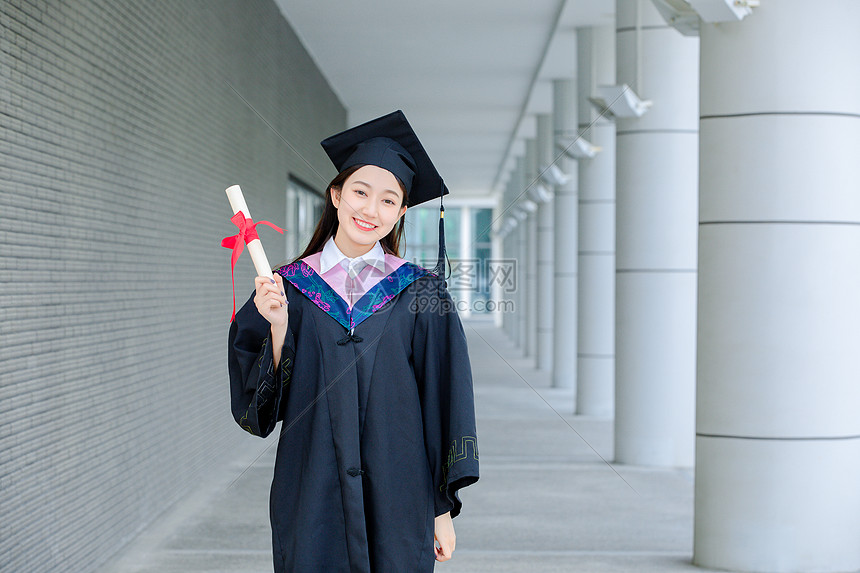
[99,320,720,573]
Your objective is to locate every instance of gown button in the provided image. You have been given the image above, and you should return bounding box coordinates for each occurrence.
[346,467,365,477]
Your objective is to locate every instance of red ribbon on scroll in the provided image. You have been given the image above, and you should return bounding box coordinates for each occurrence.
[221,211,285,321]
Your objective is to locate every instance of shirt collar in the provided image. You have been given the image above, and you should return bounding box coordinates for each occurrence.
[319,236,387,274]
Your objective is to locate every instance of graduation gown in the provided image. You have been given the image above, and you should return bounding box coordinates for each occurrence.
[228,259,479,573]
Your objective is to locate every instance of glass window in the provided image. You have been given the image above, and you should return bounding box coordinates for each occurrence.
[403,206,447,269]
[471,208,493,313]
[287,177,324,261]
[403,205,495,315]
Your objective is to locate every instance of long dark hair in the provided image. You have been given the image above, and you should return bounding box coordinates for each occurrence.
[295,164,408,261]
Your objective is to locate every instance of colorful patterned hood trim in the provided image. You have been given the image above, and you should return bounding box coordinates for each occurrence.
[276,260,432,331]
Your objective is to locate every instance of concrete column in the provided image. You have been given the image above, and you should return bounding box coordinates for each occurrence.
[504,173,520,344]
[536,113,555,371]
[576,26,616,417]
[491,204,504,329]
[614,0,698,466]
[552,76,580,390]
[501,175,516,340]
[524,139,539,360]
[515,157,528,352]
[694,1,860,571]
[459,205,472,319]
[503,229,514,338]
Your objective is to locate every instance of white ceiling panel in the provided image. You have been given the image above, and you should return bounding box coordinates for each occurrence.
[276,0,614,198]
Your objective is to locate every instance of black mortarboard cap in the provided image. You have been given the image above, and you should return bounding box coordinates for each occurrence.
[320,110,449,208]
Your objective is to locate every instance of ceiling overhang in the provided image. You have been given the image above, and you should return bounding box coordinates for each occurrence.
[275,0,614,200]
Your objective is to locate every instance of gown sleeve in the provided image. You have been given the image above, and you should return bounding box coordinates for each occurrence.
[413,277,479,518]
[228,290,295,438]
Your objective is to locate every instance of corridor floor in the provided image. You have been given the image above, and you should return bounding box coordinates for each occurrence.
[98,319,720,573]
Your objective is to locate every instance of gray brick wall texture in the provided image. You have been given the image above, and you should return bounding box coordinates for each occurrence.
[0,1,344,571]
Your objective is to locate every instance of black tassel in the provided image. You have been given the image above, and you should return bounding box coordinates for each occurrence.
[431,185,449,287]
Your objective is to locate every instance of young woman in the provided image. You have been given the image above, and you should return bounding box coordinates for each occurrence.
[228,111,479,573]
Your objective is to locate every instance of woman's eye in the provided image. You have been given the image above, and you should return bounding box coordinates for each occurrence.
[353,189,367,196]
[383,199,395,205]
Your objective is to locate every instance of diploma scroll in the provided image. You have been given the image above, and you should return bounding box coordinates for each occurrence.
[222,185,285,321]
[225,185,274,279]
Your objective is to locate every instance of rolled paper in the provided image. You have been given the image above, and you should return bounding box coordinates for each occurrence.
[226,185,275,278]
[222,185,285,321]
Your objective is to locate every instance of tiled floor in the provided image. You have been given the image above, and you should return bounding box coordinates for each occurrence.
[99,320,721,573]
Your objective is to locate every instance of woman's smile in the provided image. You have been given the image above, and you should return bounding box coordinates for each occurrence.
[353,217,378,232]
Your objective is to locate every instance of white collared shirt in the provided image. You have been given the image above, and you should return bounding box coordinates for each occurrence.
[319,236,386,276]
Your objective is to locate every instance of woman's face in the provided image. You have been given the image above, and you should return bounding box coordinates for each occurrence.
[331,164,407,257]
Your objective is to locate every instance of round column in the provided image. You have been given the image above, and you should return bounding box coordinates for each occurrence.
[536,113,555,371]
[614,0,698,466]
[524,138,539,361]
[694,1,860,571]
[552,77,580,390]
[505,171,521,345]
[576,25,617,417]
[514,157,527,351]
[491,203,505,329]
[459,205,472,319]
[501,175,517,341]
[505,228,517,340]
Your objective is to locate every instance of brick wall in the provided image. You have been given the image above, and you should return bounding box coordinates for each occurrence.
[0,1,344,570]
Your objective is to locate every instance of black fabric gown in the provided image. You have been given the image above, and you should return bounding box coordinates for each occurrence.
[228,259,479,573]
